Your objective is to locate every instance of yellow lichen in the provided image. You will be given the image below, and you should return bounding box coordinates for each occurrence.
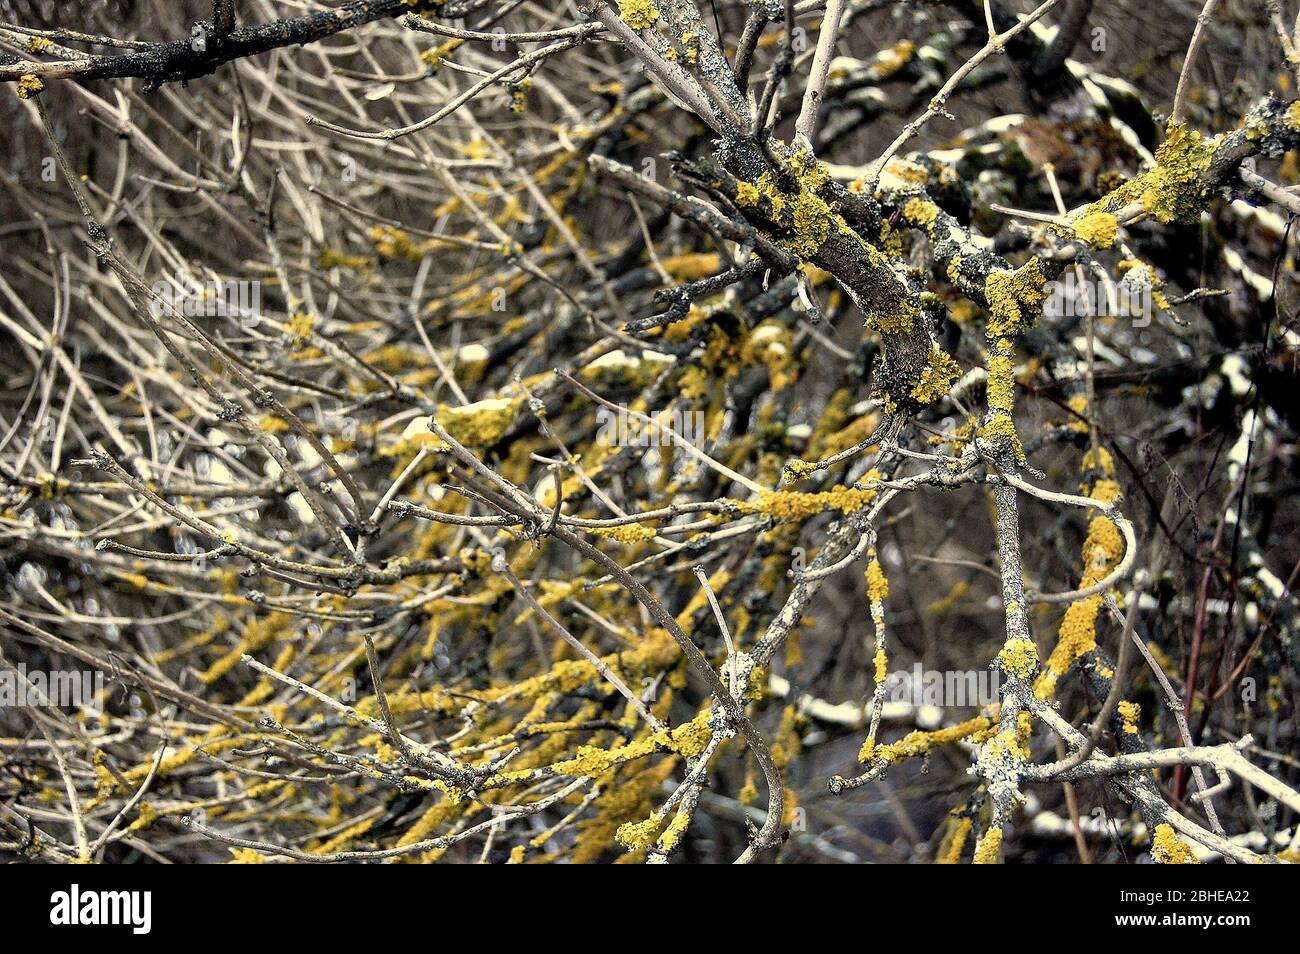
[978,413,1023,462]
[866,557,889,604]
[1088,124,1218,225]
[787,187,834,259]
[16,74,44,99]
[1117,700,1140,735]
[938,816,974,864]
[286,311,315,343]
[867,298,919,335]
[589,523,657,544]
[874,40,916,80]
[783,458,819,482]
[984,260,1049,337]
[616,0,660,31]
[858,715,993,764]
[903,196,941,230]
[985,351,1016,413]
[735,180,761,206]
[872,648,889,684]
[911,347,962,404]
[1082,445,1115,476]
[1072,210,1119,248]
[1150,823,1198,864]
[997,638,1039,679]
[227,848,267,864]
[972,825,1003,864]
[741,474,880,523]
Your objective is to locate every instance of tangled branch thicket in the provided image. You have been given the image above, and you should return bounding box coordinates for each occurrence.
[1,0,1298,865]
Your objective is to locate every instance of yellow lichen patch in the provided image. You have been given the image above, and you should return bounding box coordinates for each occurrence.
[581,348,674,387]
[285,311,315,343]
[866,557,889,604]
[872,648,889,684]
[1065,394,1090,432]
[997,638,1039,679]
[743,321,796,390]
[868,158,930,192]
[659,252,721,281]
[1072,210,1119,248]
[16,74,44,99]
[874,40,916,79]
[938,815,974,864]
[1036,596,1100,698]
[198,611,292,685]
[1088,479,1122,505]
[972,825,1003,864]
[439,398,519,447]
[1035,481,1125,698]
[911,347,962,404]
[741,150,838,260]
[858,715,993,764]
[1082,445,1115,476]
[984,259,1049,337]
[740,475,880,523]
[783,457,819,482]
[397,416,450,453]
[227,848,267,864]
[985,351,1016,413]
[539,711,712,781]
[589,523,657,544]
[317,248,374,270]
[1117,700,1140,735]
[616,0,659,30]
[258,414,289,434]
[615,814,666,850]
[1084,513,1124,565]
[787,186,834,258]
[1090,124,1218,224]
[1150,823,1199,864]
[978,413,1024,462]
[370,225,427,262]
[903,196,941,230]
[735,180,761,206]
[867,298,919,335]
